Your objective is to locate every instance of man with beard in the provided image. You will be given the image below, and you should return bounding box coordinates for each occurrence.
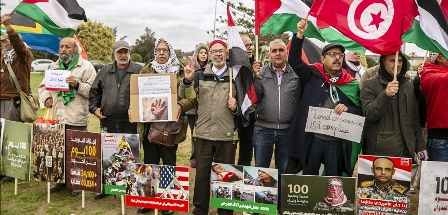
[0,14,33,121]
[343,51,365,80]
[89,40,141,134]
[38,37,96,192]
[286,20,362,176]
[314,177,354,213]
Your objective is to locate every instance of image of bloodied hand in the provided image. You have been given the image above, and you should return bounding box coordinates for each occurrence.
[150,98,167,120]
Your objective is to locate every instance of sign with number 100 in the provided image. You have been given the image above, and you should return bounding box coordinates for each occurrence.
[435,176,448,194]
[287,184,309,194]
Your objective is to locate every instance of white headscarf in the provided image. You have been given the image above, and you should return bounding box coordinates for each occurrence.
[151,38,180,73]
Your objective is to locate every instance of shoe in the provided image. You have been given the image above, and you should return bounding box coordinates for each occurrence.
[190,159,197,168]
[71,190,81,196]
[94,193,106,200]
[0,176,14,183]
[161,211,174,215]
[137,208,153,214]
[50,183,66,193]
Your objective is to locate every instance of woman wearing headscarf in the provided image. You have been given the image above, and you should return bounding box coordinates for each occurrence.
[137,38,191,214]
[188,43,208,168]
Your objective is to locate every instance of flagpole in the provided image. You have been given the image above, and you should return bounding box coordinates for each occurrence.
[255,35,259,61]
[393,51,399,81]
[212,0,218,39]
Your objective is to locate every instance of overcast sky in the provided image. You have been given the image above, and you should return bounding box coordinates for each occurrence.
[3,0,425,55]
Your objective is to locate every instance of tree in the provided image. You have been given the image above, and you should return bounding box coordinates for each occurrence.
[131,53,143,63]
[76,21,115,63]
[207,0,254,39]
[132,27,157,64]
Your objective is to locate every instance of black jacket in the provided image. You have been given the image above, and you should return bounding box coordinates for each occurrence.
[89,62,142,121]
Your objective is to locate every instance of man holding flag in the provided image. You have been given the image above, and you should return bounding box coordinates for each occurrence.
[286,20,362,176]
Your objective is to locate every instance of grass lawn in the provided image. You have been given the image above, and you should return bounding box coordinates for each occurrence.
[1,73,419,214]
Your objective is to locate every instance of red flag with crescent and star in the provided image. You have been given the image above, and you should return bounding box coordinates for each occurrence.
[310,0,418,54]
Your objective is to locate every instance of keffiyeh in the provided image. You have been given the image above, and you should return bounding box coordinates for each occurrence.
[151,38,180,73]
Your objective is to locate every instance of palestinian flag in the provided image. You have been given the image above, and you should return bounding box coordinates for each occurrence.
[255,0,365,53]
[227,5,258,124]
[403,0,448,58]
[14,0,86,37]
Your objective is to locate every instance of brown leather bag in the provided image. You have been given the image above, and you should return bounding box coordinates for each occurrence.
[148,119,184,146]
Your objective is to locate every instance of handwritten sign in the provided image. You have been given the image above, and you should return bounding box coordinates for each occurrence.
[1,120,32,180]
[419,161,448,214]
[281,175,356,214]
[66,130,102,193]
[32,123,65,183]
[305,106,365,143]
[44,69,70,91]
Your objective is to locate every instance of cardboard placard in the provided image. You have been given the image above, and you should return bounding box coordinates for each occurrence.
[281,175,356,214]
[418,161,448,214]
[129,73,178,122]
[357,155,412,215]
[66,130,102,193]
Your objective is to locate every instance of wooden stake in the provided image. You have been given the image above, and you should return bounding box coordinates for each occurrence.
[393,51,399,81]
[154,209,159,215]
[229,67,233,97]
[14,178,18,195]
[121,195,125,215]
[47,182,50,203]
[81,190,85,208]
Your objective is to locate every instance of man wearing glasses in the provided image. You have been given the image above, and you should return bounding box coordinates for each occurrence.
[253,39,300,175]
[285,20,362,176]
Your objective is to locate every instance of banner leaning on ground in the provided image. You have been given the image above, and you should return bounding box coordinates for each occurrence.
[418,161,448,214]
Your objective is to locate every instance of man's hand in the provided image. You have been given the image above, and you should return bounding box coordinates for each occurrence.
[296,19,307,39]
[227,96,237,112]
[151,98,167,120]
[252,61,262,77]
[66,75,79,88]
[1,14,12,26]
[334,103,348,115]
[44,97,53,108]
[94,108,106,119]
[184,64,194,81]
[385,80,399,97]
[415,150,428,163]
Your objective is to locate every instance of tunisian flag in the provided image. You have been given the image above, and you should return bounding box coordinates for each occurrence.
[310,0,417,54]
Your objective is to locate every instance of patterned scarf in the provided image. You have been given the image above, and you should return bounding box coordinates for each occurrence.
[3,49,16,64]
[151,38,180,74]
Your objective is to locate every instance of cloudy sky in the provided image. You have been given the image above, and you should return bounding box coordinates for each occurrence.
[3,0,251,52]
[3,0,425,55]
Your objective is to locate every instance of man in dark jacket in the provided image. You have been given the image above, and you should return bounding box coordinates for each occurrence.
[361,52,425,158]
[253,38,300,174]
[89,40,141,134]
[286,20,362,176]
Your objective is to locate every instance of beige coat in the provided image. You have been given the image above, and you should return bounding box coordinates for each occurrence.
[38,58,96,126]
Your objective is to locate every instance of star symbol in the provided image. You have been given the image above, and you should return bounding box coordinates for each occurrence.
[370,11,384,29]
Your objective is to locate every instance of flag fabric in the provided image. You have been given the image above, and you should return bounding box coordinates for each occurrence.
[1,12,60,54]
[14,0,86,37]
[310,0,418,55]
[157,165,189,200]
[227,5,258,124]
[403,0,448,58]
[255,0,365,53]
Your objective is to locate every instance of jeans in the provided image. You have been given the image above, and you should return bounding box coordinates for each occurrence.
[428,138,448,161]
[253,126,289,174]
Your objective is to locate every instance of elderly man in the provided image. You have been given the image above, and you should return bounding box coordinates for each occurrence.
[182,39,239,215]
[0,14,33,121]
[253,39,300,174]
[38,37,96,192]
[286,20,362,176]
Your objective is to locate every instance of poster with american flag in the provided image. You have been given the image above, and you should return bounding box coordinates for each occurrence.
[125,163,189,212]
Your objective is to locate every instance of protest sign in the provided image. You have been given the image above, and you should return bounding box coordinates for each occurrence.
[66,130,101,193]
[357,155,412,215]
[281,175,356,214]
[305,106,365,142]
[129,74,178,122]
[125,164,190,212]
[1,120,32,180]
[419,161,448,214]
[102,133,139,195]
[32,123,65,183]
[44,69,71,91]
[210,163,278,214]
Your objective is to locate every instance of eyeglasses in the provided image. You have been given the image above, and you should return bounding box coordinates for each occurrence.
[325,52,345,58]
[155,48,169,54]
[210,49,225,54]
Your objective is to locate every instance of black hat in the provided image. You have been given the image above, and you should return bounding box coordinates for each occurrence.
[322,43,345,55]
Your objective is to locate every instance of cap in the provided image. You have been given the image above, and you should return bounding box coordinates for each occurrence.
[322,43,345,55]
[209,39,227,49]
[113,40,130,52]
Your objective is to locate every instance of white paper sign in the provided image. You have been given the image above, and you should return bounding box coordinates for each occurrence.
[305,106,365,142]
[138,75,173,122]
[45,69,70,91]
[419,161,448,215]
